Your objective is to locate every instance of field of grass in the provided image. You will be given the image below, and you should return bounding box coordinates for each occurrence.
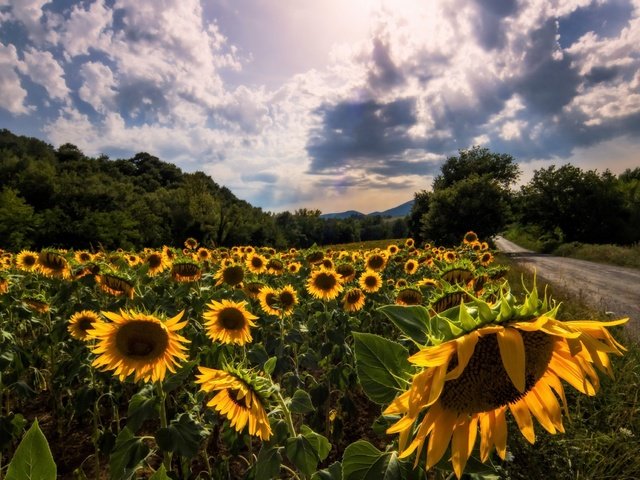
[502,225,640,269]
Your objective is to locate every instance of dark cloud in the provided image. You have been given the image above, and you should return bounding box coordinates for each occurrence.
[514,20,581,114]
[306,97,418,172]
[471,0,519,50]
[115,80,168,123]
[585,65,621,84]
[367,38,405,91]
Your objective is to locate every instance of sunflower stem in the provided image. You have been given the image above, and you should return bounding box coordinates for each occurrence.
[156,382,172,472]
[281,464,302,480]
[275,390,296,438]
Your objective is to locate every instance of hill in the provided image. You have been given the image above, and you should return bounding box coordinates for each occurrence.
[320,199,413,220]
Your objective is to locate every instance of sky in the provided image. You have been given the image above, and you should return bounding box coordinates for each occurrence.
[0,0,639,214]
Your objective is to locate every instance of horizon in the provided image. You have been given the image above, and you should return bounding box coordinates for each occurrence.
[1,0,639,213]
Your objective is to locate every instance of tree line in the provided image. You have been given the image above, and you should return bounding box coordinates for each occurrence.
[408,146,640,247]
[0,129,406,250]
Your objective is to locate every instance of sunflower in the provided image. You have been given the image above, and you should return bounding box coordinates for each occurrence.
[37,250,71,279]
[405,259,419,275]
[0,276,9,294]
[396,288,423,306]
[306,268,343,301]
[305,250,324,265]
[383,285,628,478]
[246,253,268,274]
[359,270,383,293]
[145,251,171,276]
[96,272,135,299]
[90,310,189,383]
[387,244,399,255]
[243,281,265,299]
[442,251,458,263]
[184,237,199,250]
[287,262,302,274]
[197,247,211,262]
[16,250,39,272]
[365,253,387,272]
[343,288,366,313]
[396,279,408,289]
[203,300,258,345]
[335,263,356,282]
[278,285,298,315]
[68,310,101,341]
[405,238,415,248]
[172,260,202,282]
[23,297,50,313]
[214,264,245,286]
[266,258,285,275]
[463,231,478,244]
[258,286,281,316]
[75,251,94,264]
[196,366,272,440]
[479,252,494,267]
[321,258,335,270]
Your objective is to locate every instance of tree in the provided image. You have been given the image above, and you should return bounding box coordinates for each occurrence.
[421,175,512,245]
[411,146,520,244]
[433,145,520,191]
[518,165,629,244]
[0,188,39,249]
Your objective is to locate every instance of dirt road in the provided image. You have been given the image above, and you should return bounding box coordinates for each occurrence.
[494,236,640,338]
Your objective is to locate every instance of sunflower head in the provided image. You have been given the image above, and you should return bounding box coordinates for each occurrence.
[0,276,8,294]
[16,250,40,272]
[266,258,285,275]
[358,270,383,293]
[343,288,366,313]
[395,287,423,306]
[74,251,94,264]
[90,309,189,383]
[145,251,171,276]
[68,310,101,340]
[278,285,298,314]
[37,249,71,279]
[172,258,202,282]
[96,269,135,299]
[23,295,50,313]
[258,286,281,316]
[382,279,628,478]
[478,251,494,267]
[463,230,478,244]
[196,365,273,440]
[365,252,387,271]
[306,268,344,301]
[305,250,325,265]
[438,260,475,286]
[335,263,356,282]
[287,262,302,274]
[184,237,199,250]
[404,259,419,275]
[204,299,258,345]
[246,253,268,274]
[405,238,415,248]
[214,263,245,286]
[243,281,265,299]
[387,244,399,255]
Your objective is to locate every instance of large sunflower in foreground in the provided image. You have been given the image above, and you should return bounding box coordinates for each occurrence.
[306,268,343,301]
[89,310,189,383]
[196,366,272,440]
[383,285,628,478]
[203,299,258,345]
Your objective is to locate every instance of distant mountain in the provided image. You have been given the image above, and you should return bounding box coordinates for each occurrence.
[319,210,366,220]
[320,200,414,219]
[369,200,414,218]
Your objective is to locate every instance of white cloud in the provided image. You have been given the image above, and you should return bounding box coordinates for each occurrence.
[19,48,69,101]
[0,42,30,114]
[58,0,112,58]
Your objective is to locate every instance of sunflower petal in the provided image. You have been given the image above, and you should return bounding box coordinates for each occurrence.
[497,328,526,392]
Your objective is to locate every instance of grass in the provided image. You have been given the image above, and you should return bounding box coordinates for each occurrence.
[502,225,640,269]
[324,238,407,251]
[494,254,640,479]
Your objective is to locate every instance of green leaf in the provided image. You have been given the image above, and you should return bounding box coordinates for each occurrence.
[289,389,315,414]
[149,464,170,480]
[155,413,205,459]
[263,356,277,376]
[6,419,57,480]
[312,461,343,480]
[378,305,429,345]
[126,385,159,432]
[162,360,197,393]
[353,332,412,404]
[255,445,282,480]
[342,440,406,480]
[109,427,150,480]
[285,426,331,477]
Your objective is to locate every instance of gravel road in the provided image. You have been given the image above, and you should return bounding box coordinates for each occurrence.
[494,236,640,338]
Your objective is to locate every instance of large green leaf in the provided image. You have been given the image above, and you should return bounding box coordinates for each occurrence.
[255,445,282,480]
[148,465,170,480]
[352,332,412,404]
[289,389,315,414]
[378,305,429,345]
[285,425,331,477]
[312,461,343,480]
[342,441,405,480]
[6,419,57,480]
[126,385,158,432]
[155,413,206,459]
[109,427,150,480]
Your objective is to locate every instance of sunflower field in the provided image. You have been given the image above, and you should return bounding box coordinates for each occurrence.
[0,234,630,480]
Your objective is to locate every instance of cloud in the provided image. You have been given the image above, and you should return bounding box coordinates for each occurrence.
[0,42,30,114]
[19,47,69,101]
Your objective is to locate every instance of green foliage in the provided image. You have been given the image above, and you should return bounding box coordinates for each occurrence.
[353,332,412,404]
[0,188,39,250]
[5,419,57,480]
[342,440,411,480]
[109,428,150,480]
[285,425,331,477]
